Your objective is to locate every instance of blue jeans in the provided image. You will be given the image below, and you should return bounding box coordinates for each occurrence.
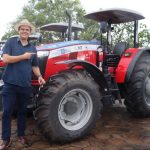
[1,83,31,141]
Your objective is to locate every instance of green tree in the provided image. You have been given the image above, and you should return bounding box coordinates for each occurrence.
[138,23,150,47]
[111,22,150,47]
[80,18,99,40]
[2,0,90,41]
[2,1,150,47]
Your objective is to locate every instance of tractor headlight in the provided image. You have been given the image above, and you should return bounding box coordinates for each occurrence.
[37,51,49,57]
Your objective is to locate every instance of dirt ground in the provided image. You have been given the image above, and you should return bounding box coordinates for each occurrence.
[0,103,150,150]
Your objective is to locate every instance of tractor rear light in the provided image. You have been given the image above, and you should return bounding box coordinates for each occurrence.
[124,52,132,57]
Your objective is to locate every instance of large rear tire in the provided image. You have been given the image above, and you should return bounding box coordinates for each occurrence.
[125,52,150,117]
[34,69,102,142]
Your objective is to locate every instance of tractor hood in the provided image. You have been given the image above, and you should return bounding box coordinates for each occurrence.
[84,8,145,24]
[36,40,100,51]
[35,40,101,81]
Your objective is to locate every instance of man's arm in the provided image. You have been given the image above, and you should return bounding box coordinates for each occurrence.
[3,52,36,63]
[32,66,46,85]
[32,66,41,77]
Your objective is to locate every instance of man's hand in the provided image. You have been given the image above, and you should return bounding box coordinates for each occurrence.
[38,76,46,85]
[22,52,36,59]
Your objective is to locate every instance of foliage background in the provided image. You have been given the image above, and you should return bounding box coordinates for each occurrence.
[2,0,150,47]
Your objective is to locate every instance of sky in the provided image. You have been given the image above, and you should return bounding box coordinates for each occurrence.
[0,0,150,40]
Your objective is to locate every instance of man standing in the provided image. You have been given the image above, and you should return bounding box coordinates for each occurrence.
[0,19,45,150]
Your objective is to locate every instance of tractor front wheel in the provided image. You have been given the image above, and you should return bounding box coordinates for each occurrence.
[125,51,150,117]
[34,69,102,142]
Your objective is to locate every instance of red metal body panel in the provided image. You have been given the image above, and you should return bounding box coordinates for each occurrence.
[31,41,99,85]
[115,48,139,83]
[44,50,97,81]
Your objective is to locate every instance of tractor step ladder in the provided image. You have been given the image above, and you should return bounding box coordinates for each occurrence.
[104,70,122,104]
[110,76,122,104]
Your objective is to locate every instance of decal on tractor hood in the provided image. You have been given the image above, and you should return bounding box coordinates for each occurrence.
[49,44,99,58]
[37,40,100,51]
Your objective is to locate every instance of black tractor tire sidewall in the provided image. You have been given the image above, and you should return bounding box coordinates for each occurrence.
[35,70,102,142]
[125,51,150,117]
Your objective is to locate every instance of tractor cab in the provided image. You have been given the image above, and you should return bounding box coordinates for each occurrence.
[85,8,144,48]
[84,8,146,104]
[85,8,145,67]
[40,22,84,42]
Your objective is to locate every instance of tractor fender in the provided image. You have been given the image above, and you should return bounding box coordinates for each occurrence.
[56,60,109,93]
[125,48,150,82]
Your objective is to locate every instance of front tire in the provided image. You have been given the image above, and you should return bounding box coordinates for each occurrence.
[125,52,150,117]
[35,69,102,142]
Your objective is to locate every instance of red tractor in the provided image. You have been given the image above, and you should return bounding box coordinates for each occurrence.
[1,8,150,143]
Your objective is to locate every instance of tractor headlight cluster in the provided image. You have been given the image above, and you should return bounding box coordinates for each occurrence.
[37,51,49,57]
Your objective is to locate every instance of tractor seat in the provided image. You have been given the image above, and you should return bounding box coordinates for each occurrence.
[113,42,129,56]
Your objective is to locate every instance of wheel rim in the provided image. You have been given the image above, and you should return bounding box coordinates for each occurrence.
[144,72,150,106]
[58,88,93,131]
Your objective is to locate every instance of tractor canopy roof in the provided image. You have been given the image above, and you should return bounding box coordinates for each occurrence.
[84,8,145,24]
[40,23,84,32]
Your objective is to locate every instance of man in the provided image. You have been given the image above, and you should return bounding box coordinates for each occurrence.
[0,19,45,150]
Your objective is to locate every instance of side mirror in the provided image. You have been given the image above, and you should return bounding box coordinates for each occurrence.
[100,21,108,34]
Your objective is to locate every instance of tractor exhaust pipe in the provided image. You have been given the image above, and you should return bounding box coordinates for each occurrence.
[134,20,139,48]
[66,10,72,41]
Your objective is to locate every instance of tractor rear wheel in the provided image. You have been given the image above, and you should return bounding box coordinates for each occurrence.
[125,52,150,117]
[34,69,102,142]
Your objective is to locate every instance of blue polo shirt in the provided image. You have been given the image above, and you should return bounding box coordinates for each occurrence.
[2,37,38,87]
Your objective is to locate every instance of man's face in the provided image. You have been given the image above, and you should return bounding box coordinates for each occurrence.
[18,25,31,40]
